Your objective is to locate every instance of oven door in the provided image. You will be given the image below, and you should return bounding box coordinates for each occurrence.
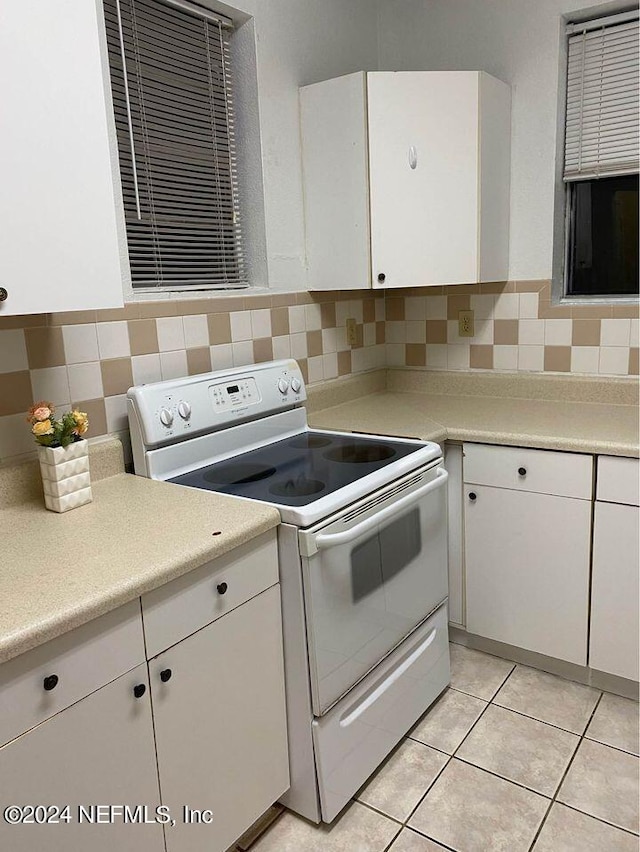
[298,462,448,716]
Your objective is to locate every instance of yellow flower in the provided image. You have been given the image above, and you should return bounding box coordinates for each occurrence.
[71,410,89,435]
[32,419,54,436]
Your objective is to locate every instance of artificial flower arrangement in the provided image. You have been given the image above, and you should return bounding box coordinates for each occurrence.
[27,401,89,447]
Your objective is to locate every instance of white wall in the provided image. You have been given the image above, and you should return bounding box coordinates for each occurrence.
[376,0,624,281]
[228,0,379,290]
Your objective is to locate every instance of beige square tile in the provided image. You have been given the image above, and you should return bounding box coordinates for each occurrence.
[494,319,518,345]
[493,292,520,319]
[210,343,233,370]
[25,326,66,368]
[586,693,639,756]
[0,370,33,416]
[376,321,385,344]
[321,302,337,328]
[408,759,548,852]
[72,398,107,437]
[253,338,274,362]
[186,347,212,376]
[251,801,399,852]
[571,346,600,374]
[493,345,519,370]
[137,300,177,319]
[447,294,471,319]
[357,739,448,822]
[271,307,290,337]
[532,802,638,852]
[128,319,159,356]
[519,319,545,345]
[558,738,639,833]
[449,643,515,700]
[230,311,252,342]
[406,343,426,367]
[469,345,493,369]
[232,340,254,367]
[600,346,630,375]
[388,829,449,851]
[31,366,70,407]
[337,351,351,376]
[104,394,128,434]
[67,362,103,401]
[251,308,272,339]
[289,304,307,333]
[456,704,579,796]
[409,687,487,754]
[322,352,338,379]
[601,318,631,347]
[406,321,427,344]
[494,665,600,733]
[425,295,447,320]
[131,353,162,385]
[48,309,97,326]
[97,321,131,359]
[518,344,545,371]
[425,320,447,344]
[386,298,405,321]
[207,313,232,346]
[307,330,323,358]
[0,329,28,374]
[100,358,134,397]
[182,315,209,349]
[305,303,323,331]
[62,323,99,363]
[0,411,41,458]
[544,345,571,372]
[544,319,573,346]
[629,347,639,375]
[571,319,601,346]
[272,335,291,360]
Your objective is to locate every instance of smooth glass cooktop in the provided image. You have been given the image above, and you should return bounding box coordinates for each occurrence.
[169,431,424,507]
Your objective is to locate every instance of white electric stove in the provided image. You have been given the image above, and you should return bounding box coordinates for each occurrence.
[128,359,450,823]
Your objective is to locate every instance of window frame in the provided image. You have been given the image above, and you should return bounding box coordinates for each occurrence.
[552,6,639,305]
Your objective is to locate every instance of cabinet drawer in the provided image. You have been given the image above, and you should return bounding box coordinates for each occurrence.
[463,443,593,499]
[597,456,639,506]
[0,599,145,747]
[142,530,279,658]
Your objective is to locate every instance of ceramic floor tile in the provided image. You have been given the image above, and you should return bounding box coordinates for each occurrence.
[388,827,450,852]
[409,687,487,754]
[357,738,449,822]
[456,704,580,796]
[557,738,640,834]
[251,802,400,852]
[449,643,515,700]
[408,758,548,852]
[586,693,640,756]
[493,665,601,733]
[532,802,639,852]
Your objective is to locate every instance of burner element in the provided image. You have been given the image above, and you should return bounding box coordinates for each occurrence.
[204,462,276,485]
[270,478,325,497]
[288,434,333,450]
[323,442,396,464]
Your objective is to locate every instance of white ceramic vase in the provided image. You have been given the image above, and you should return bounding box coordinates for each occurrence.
[38,440,92,513]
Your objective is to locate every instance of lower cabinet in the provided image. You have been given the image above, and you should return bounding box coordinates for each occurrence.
[0,664,163,852]
[463,443,593,666]
[150,585,290,852]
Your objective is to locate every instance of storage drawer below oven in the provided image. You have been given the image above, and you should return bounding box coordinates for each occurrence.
[312,603,449,823]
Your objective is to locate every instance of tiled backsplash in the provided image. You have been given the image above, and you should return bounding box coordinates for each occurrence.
[0,281,637,462]
[386,281,639,376]
[0,291,385,460]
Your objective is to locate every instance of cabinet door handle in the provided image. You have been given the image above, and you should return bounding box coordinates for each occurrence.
[377,272,386,283]
[160,669,172,683]
[518,467,527,477]
[0,287,7,302]
[216,582,228,595]
[468,492,477,502]
[133,683,146,699]
[43,674,59,691]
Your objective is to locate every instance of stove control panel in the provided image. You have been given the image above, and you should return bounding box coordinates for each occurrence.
[128,359,307,449]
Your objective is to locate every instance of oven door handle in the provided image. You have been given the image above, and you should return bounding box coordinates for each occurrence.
[311,467,448,553]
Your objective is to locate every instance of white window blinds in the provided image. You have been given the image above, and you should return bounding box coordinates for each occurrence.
[104,0,245,290]
[564,15,639,181]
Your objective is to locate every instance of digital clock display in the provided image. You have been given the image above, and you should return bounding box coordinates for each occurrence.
[227,385,239,394]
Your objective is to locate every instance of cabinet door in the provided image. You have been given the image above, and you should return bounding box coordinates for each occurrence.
[0,1,126,315]
[151,585,289,852]
[590,502,640,681]
[368,71,479,288]
[0,664,163,852]
[465,486,591,664]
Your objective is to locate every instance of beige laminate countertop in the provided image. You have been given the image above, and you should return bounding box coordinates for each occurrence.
[308,384,639,457]
[0,473,280,664]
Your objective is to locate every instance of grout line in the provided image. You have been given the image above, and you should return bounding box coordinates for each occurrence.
[490,699,591,737]
[557,801,640,838]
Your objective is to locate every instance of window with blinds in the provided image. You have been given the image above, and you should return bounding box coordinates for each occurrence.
[103,0,246,291]
[563,12,639,298]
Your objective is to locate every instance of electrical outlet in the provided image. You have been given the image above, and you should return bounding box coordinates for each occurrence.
[458,310,474,337]
[346,317,358,346]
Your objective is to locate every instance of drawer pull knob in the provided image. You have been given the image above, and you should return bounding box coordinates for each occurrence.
[133,683,146,699]
[43,674,59,691]
[468,492,477,502]
[160,669,172,683]
[377,272,386,283]
[518,467,527,477]
[217,582,228,595]
[0,287,8,302]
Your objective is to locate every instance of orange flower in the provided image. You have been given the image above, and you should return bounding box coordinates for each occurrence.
[71,410,89,435]
[32,419,54,437]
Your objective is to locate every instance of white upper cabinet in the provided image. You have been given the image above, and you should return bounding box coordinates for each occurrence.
[0,0,127,316]
[300,71,511,290]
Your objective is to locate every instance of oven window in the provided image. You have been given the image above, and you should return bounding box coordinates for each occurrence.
[350,509,422,602]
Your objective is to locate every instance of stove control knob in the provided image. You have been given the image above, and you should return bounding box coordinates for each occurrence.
[178,401,191,420]
[278,378,289,395]
[291,377,302,393]
[160,408,173,427]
